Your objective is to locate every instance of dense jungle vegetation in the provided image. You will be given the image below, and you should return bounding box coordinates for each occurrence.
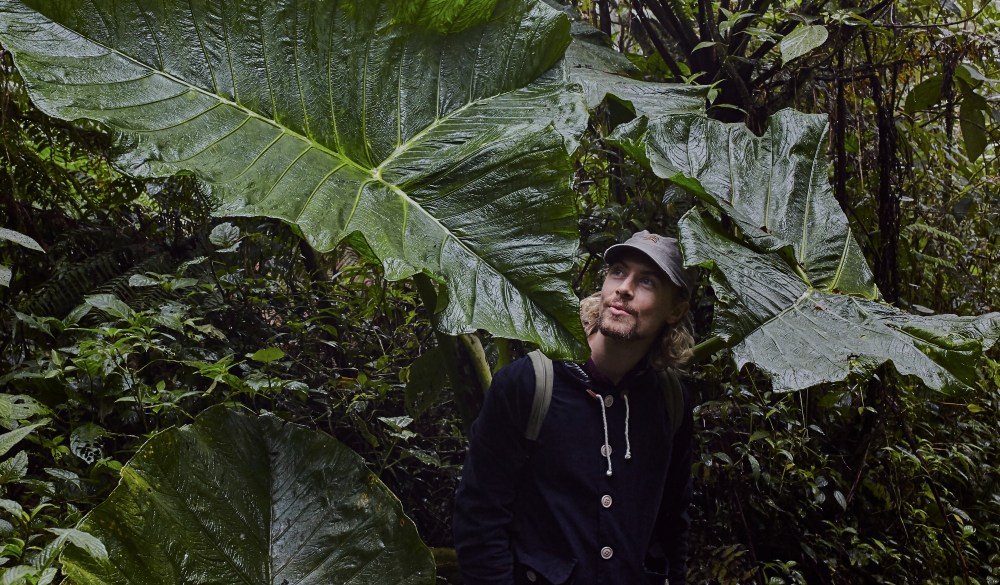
[1,0,999,583]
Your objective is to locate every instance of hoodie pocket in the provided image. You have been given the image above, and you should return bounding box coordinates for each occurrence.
[513,544,576,585]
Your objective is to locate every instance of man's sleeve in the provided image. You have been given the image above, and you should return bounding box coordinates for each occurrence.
[652,381,694,584]
[453,360,535,585]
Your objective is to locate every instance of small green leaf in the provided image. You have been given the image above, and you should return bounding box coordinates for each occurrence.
[0,451,29,484]
[779,25,828,64]
[0,395,49,429]
[0,423,44,459]
[960,100,988,161]
[84,295,135,321]
[37,567,58,585]
[958,63,992,84]
[834,490,847,510]
[0,227,43,252]
[128,274,159,287]
[747,453,761,480]
[378,416,415,432]
[248,347,285,363]
[967,403,984,413]
[70,424,106,465]
[405,347,449,418]
[904,76,944,113]
[0,265,10,287]
[209,222,241,249]
[48,528,108,561]
[0,565,34,584]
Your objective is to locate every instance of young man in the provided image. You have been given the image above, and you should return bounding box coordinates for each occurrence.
[454,231,696,585]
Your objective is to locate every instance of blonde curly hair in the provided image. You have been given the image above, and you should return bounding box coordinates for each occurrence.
[579,291,695,373]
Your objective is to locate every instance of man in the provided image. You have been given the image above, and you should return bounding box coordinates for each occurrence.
[454,231,696,585]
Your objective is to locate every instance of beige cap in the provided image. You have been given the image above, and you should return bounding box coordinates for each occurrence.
[604,230,693,297]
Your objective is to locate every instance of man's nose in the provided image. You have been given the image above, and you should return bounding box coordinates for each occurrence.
[616,275,635,297]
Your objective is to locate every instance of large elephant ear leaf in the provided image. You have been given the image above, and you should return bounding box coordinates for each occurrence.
[544,1,707,118]
[612,109,878,297]
[615,108,1000,392]
[60,405,435,585]
[0,0,589,358]
[681,210,1000,393]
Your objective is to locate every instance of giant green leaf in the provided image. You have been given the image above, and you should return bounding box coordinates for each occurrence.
[612,109,878,298]
[545,1,707,118]
[61,405,434,585]
[615,109,1000,392]
[682,211,1000,392]
[0,0,590,358]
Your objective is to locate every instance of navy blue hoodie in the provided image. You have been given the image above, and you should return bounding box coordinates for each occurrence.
[454,356,693,585]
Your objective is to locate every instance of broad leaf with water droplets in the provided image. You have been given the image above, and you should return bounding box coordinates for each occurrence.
[61,405,434,585]
[616,109,1000,392]
[0,0,590,358]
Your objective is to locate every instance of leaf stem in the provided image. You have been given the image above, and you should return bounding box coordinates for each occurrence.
[458,333,492,391]
[692,335,728,362]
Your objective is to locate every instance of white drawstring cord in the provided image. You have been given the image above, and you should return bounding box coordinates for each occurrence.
[589,388,634,476]
[624,393,632,460]
[593,392,613,477]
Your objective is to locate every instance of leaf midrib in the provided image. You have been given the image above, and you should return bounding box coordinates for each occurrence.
[19,4,579,347]
[44,12,485,256]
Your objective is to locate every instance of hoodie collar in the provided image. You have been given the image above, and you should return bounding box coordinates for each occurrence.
[560,358,654,394]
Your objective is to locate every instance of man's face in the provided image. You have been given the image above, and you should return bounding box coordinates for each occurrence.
[597,251,688,342]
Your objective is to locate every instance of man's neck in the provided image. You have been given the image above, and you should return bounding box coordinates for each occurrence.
[587,331,655,385]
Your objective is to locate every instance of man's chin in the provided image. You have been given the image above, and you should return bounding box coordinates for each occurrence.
[598,322,636,342]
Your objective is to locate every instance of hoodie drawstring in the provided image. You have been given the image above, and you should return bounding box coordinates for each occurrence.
[624,393,632,460]
[589,389,632,476]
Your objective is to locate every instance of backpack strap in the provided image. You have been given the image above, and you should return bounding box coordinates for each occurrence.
[660,369,685,438]
[525,350,684,440]
[526,350,554,441]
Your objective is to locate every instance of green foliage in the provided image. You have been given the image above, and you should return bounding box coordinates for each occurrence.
[778,24,829,65]
[1,1,999,585]
[0,228,42,288]
[1,48,464,579]
[0,395,91,585]
[61,406,435,585]
[2,221,464,582]
[689,356,1000,584]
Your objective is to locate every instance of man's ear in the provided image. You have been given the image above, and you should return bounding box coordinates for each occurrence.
[665,301,689,326]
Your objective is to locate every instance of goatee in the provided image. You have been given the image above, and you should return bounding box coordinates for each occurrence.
[597,310,637,341]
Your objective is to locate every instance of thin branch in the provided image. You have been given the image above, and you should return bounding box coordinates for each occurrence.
[597,0,612,37]
[634,0,699,52]
[697,0,715,42]
[729,0,775,58]
[881,2,989,29]
[633,8,686,79]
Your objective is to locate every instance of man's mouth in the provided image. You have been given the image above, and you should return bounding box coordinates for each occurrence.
[607,304,634,317]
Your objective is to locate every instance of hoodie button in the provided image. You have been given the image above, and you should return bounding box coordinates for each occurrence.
[601,495,613,508]
[525,570,537,582]
[601,546,614,560]
[603,395,614,407]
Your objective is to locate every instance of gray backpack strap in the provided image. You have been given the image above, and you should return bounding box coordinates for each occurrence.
[661,369,684,437]
[526,350,554,440]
